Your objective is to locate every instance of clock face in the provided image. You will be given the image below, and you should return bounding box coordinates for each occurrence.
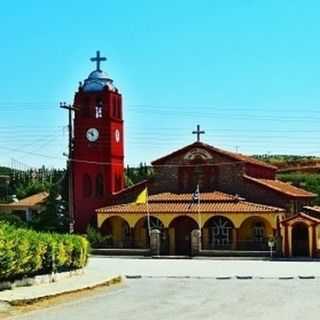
[86,128,99,142]
[115,129,120,143]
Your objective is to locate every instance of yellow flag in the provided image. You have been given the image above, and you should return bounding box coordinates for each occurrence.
[136,188,148,204]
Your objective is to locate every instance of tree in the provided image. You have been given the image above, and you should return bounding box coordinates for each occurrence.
[31,184,69,233]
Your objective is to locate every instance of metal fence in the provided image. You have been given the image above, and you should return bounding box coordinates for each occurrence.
[205,240,269,251]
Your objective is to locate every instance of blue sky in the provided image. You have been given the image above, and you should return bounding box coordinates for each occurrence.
[1,0,320,169]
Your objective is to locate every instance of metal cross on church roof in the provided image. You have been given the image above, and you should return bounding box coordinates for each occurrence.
[192,124,205,142]
[90,50,107,72]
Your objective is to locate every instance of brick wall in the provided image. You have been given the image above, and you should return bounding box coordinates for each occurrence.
[149,145,313,213]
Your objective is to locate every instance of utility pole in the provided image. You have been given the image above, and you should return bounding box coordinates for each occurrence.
[60,102,78,233]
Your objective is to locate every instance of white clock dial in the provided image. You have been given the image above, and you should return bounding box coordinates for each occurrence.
[115,129,120,143]
[86,128,99,142]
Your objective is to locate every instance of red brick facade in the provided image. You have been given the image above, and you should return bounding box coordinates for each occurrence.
[149,142,316,212]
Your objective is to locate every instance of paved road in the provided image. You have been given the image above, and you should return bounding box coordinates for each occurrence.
[89,256,320,278]
[10,277,320,320]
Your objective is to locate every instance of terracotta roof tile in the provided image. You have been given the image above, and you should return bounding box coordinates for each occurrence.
[0,192,48,208]
[281,212,320,224]
[303,206,320,214]
[97,192,284,214]
[148,191,239,202]
[244,176,317,198]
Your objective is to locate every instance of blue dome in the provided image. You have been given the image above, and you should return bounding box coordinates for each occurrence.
[88,70,109,80]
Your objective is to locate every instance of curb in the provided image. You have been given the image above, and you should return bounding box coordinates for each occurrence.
[125,275,319,280]
[0,269,85,291]
[1,275,123,307]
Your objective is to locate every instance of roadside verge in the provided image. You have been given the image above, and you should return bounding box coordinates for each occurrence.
[0,274,123,306]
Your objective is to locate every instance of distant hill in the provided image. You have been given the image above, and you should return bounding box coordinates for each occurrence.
[252,154,320,170]
[0,166,13,176]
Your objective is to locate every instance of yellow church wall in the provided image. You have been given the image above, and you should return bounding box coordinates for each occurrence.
[134,217,148,248]
[101,216,129,245]
[238,216,274,241]
[98,212,279,231]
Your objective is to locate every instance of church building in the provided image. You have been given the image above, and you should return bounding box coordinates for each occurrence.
[71,52,319,257]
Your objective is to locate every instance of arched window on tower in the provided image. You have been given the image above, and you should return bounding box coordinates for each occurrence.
[95,98,103,119]
[83,174,92,198]
[96,174,104,198]
[112,96,117,118]
[82,97,90,117]
[116,97,121,119]
[115,174,122,191]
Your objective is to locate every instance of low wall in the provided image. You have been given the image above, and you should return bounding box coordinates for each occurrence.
[91,248,150,256]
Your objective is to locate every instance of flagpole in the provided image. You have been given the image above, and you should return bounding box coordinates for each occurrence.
[197,184,201,237]
[146,189,151,236]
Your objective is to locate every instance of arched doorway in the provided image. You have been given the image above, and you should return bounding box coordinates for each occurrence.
[169,216,198,255]
[133,216,166,250]
[238,216,273,251]
[292,223,309,257]
[100,216,130,248]
[204,216,234,250]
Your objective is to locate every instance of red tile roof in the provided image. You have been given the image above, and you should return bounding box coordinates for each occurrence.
[97,192,284,214]
[0,192,48,208]
[244,175,317,198]
[148,191,240,202]
[281,212,320,224]
[303,206,320,215]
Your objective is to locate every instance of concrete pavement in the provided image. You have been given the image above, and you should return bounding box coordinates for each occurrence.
[1,256,320,307]
[90,256,320,278]
[0,259,122,305]
[9,277,320,320]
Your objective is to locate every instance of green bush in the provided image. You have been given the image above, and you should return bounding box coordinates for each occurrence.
[0,223,89,281]
[0,214,27,228]
[86,225,110,248]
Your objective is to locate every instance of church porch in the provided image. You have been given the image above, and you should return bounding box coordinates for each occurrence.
[97,200,282,256]
[281,212,320,258]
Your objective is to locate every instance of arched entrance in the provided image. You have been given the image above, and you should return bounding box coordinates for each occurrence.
[238,216,273,251]
[204,216,234,250]
[292,223,309,257]
[169,216,198,255]
[100,216,130,248]
[133,216,167,250]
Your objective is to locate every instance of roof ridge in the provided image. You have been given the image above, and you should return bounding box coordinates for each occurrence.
[244,175,317,197]
[151,141,277,169]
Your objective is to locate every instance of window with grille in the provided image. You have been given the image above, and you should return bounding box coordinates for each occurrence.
[253,222,265,242]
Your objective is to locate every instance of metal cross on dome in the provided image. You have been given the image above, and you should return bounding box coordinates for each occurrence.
[192,124,205,142]
[90,50,107,72]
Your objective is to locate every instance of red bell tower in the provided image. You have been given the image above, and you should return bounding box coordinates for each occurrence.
[72,51,124,233]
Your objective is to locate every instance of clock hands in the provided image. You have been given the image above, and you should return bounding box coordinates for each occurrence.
[86,128,99,142]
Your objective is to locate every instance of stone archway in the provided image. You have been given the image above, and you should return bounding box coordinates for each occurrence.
[203,216,235,250]
[238,216,273,251]
[292,223,309,257]
[100,216,130,248]
[169,216,198,255]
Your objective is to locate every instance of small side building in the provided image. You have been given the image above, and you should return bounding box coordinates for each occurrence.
[0,192,48,222]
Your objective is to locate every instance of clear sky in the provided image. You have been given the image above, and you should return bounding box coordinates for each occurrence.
[1,0,320,169]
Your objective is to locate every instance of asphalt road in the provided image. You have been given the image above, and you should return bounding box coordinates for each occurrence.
[10,277,320,320]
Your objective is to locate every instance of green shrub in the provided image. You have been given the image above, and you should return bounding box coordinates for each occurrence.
[0,223,89,281]
[0,214,27,228]
[86,225,109,248]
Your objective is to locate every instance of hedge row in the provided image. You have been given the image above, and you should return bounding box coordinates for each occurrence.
[0,223,89,281]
